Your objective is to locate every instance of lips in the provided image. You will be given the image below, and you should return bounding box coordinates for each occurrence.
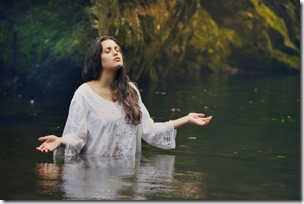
[114,57,120,61]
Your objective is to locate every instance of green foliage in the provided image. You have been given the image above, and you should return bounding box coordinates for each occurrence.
[250,0,298,52]
[0,0,300,93]
[0,0,96,93]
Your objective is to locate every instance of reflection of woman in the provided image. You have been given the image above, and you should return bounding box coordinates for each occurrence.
[58,155,141,200]
[36,154,207,200]
[36,36,212,157]
[36,154,176,200]
[35,163,62,196]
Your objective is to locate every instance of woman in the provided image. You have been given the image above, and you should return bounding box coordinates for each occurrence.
[36,36,212,157]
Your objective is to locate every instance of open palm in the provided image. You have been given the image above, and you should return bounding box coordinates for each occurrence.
[188,113,212,126]
[36,135,62,153]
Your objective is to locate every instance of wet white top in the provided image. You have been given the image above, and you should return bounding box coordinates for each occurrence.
[55,83,176,157]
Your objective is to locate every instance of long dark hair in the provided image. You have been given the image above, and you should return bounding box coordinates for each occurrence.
[82,36,142,125]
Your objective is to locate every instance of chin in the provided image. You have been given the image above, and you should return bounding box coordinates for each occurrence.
[115,64,123,70]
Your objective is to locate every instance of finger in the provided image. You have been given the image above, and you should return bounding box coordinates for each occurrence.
[36,147,44,152]
[207,116,213,123]
[36,145,43,151]
[38,137,47,142]
[37,144,46,151]
[42,148,48,153]
[201,118,210,125]
[197,113,205,117]
[204,116,212,125]
[204,119,209,125]
[198,119,207,126]
[203,116,212,122]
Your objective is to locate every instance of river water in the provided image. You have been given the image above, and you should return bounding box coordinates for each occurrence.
[0,74,301,201]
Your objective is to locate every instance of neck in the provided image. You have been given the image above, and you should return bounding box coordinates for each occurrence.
[96,70,117,89]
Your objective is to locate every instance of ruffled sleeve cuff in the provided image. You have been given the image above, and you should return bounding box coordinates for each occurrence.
[155,120,177,150]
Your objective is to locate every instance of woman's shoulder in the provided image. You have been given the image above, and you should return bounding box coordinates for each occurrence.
[75,83,91,94]
[71,83,91,101]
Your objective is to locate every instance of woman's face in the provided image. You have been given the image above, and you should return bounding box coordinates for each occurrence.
[100,39,123,71]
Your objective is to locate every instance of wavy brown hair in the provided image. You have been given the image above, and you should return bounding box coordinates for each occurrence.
[82,36,142,125]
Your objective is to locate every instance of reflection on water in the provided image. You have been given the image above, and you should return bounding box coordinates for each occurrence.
[35,163,62,196]
[35,154,206,200]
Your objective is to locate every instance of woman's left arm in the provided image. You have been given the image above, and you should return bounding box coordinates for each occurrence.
[131,82,212,150]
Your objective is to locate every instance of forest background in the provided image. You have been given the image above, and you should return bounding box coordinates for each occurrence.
[0,0,300,94]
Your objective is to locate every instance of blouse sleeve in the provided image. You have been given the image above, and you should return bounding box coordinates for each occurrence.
[131,83,177,150]
[60,92,88,156]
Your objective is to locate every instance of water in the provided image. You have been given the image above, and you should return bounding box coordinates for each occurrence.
[0,74,300,200]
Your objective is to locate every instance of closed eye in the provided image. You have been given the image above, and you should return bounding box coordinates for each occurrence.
[104,48,111,54]
[104,47,121,54]
[115,46,121,52]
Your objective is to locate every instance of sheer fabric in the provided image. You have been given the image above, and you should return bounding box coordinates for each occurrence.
[55,83,176,157]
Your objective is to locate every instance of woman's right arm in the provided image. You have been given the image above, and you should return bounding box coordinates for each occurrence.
[36,91,88,155]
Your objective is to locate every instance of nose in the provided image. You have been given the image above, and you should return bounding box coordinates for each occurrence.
[112,49,118,56]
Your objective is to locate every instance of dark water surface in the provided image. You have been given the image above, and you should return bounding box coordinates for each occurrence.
[0,74,300,200]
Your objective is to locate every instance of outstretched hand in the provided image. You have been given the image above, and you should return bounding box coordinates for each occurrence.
[36,135,63,153]
[187,113,212,126]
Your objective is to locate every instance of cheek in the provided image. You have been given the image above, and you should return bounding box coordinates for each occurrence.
[101,56,110,67]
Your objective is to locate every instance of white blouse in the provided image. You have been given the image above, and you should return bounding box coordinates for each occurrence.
[55,83,177,157]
